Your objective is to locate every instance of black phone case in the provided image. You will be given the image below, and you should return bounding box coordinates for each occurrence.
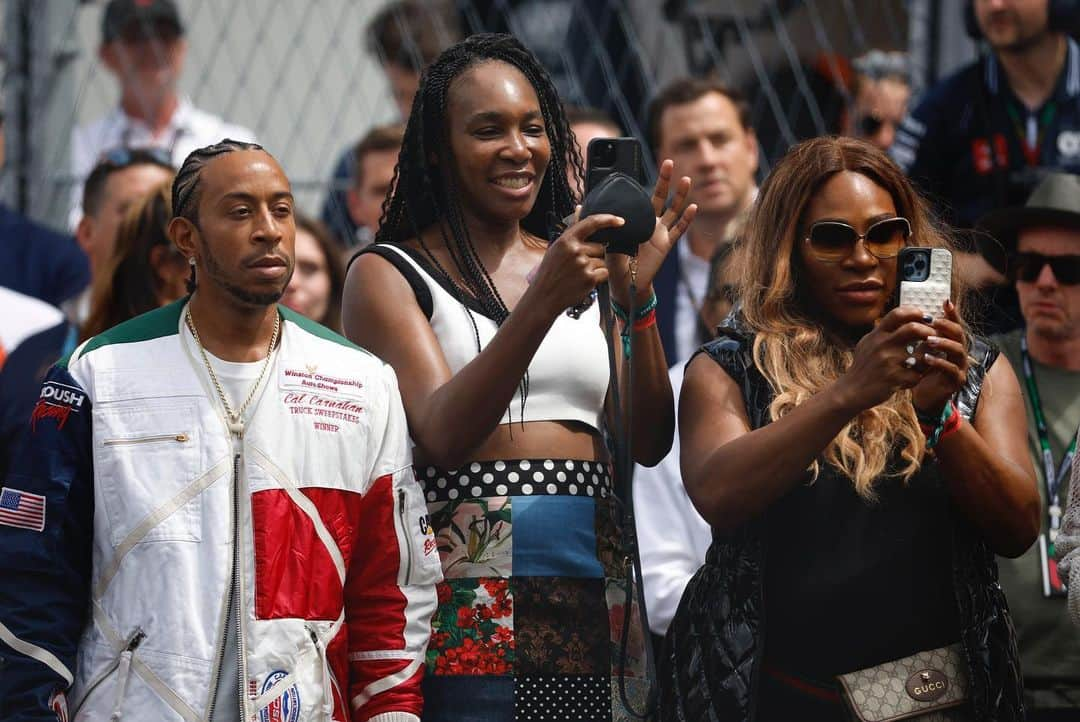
[584,137,645,196]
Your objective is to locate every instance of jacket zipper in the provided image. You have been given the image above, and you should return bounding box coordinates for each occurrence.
[307,624,342,719]
[397,488,412,586]
[103,433,189,446]
[206,451,245,722]
[71,628,145,719]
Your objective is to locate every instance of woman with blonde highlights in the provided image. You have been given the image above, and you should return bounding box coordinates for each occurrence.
[662,136,1039,722]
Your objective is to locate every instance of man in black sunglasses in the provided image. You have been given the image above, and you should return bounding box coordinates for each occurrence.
[979,171,1080,720]
[841,50,911,152]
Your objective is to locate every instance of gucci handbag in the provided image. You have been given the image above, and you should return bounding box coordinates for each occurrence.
[836,644,973,722]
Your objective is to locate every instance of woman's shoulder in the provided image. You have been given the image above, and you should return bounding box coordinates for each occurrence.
[346,242,436,320]
[695,311,755,372]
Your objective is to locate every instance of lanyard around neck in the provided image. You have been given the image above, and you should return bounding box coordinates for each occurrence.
[1004,99,1057,166]
[1019,334,1076,535]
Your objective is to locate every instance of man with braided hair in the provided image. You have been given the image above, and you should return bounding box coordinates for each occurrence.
[344,33,696,721]
[0,139,440,721]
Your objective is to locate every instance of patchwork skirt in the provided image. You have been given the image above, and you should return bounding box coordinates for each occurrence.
[418,458,651,722]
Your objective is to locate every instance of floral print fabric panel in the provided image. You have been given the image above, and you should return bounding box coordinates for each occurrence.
[428,577,515,676]
[429,497,512,579]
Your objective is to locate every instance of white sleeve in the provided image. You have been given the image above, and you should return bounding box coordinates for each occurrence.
[632,367,712,637]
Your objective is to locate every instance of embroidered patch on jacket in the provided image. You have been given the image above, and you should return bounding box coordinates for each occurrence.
[0,486,46,532]
[257,670,300,722]
[279,365,365,400]
[30,381,86,432]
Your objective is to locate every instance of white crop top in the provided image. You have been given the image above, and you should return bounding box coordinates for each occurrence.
[372,243,610,431]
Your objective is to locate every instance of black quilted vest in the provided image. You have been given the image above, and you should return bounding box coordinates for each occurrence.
[659,325,1025,722]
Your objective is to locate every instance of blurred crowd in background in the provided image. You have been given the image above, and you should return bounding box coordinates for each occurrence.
[1,0,1080,718]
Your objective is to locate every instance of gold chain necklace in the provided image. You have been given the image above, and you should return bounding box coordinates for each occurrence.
[185,308,280,438]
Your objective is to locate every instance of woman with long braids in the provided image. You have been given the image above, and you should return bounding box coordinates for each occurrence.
[663,136,1038,721]
[343,33,695,721]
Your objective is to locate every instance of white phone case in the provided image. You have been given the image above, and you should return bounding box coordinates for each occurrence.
[899,248,952,320]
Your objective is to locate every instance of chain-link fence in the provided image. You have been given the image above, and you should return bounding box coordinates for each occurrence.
[0,0,979,239]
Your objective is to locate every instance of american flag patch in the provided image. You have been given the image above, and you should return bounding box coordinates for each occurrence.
[0,486,46,532]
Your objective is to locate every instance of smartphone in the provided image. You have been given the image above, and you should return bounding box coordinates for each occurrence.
[896,247,953,320]
[584,137,645,197]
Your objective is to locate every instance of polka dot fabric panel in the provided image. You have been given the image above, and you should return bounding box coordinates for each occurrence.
[418,459,650,722]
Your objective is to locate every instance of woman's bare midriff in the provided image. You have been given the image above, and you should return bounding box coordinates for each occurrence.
[412,420,607,467]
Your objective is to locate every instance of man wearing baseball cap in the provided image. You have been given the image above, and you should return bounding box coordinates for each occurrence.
[68,0,255,227]
[979,172,1080,719]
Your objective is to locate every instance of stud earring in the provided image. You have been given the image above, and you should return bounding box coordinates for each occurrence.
[188,257,196,266]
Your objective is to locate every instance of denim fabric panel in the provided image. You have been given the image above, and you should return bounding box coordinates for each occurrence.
[512,495,603,577]
[421,674,514,722]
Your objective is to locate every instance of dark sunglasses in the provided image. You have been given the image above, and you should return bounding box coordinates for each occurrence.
[97,146,173,170]
[1011,252,1080,285]
[804,217,911,263]
[858,114,887,137]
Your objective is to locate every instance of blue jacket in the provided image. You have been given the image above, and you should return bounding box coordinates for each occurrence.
[0,358,93,721]
[0,205,88,307]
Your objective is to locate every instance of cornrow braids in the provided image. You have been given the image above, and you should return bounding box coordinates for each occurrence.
[171,138,265,292]
[171,138,265,228]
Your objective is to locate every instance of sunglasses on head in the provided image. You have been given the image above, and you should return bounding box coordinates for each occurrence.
[804,217,911,263]
[1011,252,1080,285]
[97,146,173,170]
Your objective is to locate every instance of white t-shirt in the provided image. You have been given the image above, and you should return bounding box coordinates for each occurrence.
[194,338,270,722]
[69,98,256,228]
[633,363,712,636]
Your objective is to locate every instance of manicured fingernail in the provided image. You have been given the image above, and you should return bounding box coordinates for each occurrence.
[927,336,941,346]
[922,314,934,324]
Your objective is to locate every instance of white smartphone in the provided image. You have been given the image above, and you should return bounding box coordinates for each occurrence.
[897,247,953,320]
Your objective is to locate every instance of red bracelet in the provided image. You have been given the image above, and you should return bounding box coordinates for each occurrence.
[939,406,963,440]
[632,308,657,332]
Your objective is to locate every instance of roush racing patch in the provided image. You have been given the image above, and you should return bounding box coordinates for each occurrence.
[30,381,87,432]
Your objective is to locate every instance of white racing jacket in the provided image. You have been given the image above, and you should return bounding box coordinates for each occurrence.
[0,300,441,722]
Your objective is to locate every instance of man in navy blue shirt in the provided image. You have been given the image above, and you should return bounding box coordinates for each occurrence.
[892,1,1080,230]
[0,115,88,307]
[891,0,1080,334]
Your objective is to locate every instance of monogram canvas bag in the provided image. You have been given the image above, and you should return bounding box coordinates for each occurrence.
[836,644,973,722]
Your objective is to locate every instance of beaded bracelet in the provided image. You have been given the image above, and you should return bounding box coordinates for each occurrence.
[617,306,656,358]
[611,292,658,324]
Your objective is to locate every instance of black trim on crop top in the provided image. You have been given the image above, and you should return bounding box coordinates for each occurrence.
[350,245,434,320]
[351,243,499,322]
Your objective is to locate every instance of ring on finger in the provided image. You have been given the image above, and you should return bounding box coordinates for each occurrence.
[905,344,915,355]
[903,355,917,369]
